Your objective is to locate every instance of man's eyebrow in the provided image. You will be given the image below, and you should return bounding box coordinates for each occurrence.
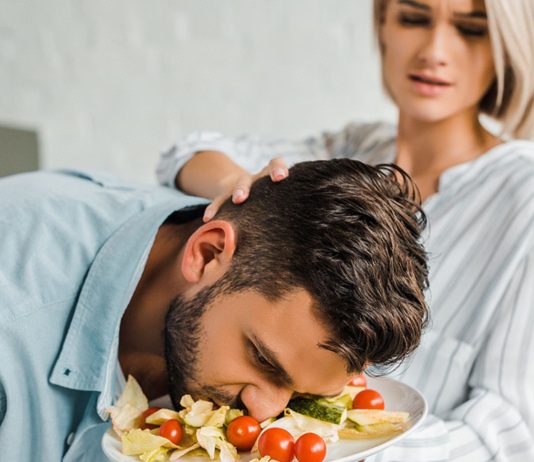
[251,334,294,388]
[398,0,431,11]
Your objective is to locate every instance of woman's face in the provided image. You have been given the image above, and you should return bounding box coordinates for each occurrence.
[380,0,496,123]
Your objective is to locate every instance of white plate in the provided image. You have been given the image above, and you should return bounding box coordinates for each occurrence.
[102,377,427,462]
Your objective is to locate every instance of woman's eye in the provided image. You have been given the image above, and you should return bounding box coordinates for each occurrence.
[398,13,431,26]
[457,25,487,37]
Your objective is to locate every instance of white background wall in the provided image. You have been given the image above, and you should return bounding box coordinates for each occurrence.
[0,0,396,183]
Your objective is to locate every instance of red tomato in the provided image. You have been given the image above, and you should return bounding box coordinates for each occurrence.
[352,389,385,410]
[226,416,262,451]
[159,419,184,445]
[347,374,367,388]
[140,406,160,429]
[258,428,295,462]
[294,433,327,462]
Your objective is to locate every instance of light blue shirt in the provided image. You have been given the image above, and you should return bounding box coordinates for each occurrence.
[0,170,207,461]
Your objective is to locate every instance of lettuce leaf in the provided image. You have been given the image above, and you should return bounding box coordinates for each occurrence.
[196,426,238,462]
[107,375,149,434]
[121,429,179,455]
[146,408,182,426]
[139,446,171,462]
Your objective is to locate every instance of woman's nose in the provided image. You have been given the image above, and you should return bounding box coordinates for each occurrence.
[418,24,449,68]
[239,384,294,422]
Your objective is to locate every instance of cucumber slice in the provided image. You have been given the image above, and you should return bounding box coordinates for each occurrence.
[287,397,345,425]
[317,393,353,410]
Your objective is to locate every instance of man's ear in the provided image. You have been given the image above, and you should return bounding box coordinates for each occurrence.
[180,220,237,285]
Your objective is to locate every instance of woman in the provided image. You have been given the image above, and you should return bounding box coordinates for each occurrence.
[157,1,534,460]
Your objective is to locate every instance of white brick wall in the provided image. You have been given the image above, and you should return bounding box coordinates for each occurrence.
[0,0,396,183]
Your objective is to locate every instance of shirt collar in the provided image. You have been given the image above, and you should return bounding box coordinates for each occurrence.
[50,197,207,400]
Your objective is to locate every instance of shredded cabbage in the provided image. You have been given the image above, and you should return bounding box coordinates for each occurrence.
[183,399,214,427]
[107,375,149,434]
[169,443,201,461]
[146,408,182,426]
[121,429,179,455]
[205,406,230,428]
[139,446,171,462]
[196,426,238,462]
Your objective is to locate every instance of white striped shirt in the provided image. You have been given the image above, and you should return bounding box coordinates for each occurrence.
[156,123,534,461]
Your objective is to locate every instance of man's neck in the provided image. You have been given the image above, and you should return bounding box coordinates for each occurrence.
[118,220,198,399]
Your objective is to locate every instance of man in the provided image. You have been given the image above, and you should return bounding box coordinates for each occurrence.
[0,159,428,460]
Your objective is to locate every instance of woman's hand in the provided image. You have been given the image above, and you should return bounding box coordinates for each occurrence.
[203,157,289,221]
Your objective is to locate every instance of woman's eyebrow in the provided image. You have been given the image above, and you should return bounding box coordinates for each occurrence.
[453,10,487,19]
[398,0,431,11]
[398,0,487,20]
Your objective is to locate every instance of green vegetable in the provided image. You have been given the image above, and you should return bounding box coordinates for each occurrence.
[225,409,245,425]
[120,429,179,456]
[196,426,238,462]
[346,409,409,426]
[317,393,353,410]
[259,417,276,429]
[139,446,170,462]
[183,400,214,427]
[106,375,149,434]
[340,410,410,438]
[145,408,182,426]
[287,397,346,425]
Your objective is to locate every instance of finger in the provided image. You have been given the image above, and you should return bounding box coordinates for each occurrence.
[232,175,254,204]
[203,196,226,222]
[268,157,289,182]
[252,165,271,183]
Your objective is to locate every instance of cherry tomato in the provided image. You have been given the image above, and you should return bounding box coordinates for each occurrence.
[258,427,295,462]
[347,374,367,388]
[294,433,327,462]
[226,416,262,451]
[352,389,385,410]
[159,419,184,445]
[140,406,160,429]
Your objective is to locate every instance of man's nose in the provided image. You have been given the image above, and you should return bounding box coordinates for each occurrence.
[240,384,294,422]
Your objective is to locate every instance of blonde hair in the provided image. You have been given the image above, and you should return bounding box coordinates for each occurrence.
[373,0,534,139]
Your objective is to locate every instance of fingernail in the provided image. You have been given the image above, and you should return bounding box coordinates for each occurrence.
[273,168,287,180]
[233,189,245,202]
[203,208,214,221]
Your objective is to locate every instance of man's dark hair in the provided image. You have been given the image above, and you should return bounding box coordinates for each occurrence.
[166,159,429,388]
[211,159,429,373]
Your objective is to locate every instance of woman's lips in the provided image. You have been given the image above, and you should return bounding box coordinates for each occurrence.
[408,73,453,96]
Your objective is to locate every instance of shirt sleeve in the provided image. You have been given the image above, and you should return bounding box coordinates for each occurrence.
[155,122,397,187]
[368,250,534,462]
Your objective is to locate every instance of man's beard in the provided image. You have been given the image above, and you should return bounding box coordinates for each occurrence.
[164,291,202,409]
[164,279,240,410]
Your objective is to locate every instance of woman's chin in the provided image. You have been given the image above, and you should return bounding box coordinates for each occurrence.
[398,102,465,125]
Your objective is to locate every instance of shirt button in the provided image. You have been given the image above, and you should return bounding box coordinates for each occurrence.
[67,432,75,445]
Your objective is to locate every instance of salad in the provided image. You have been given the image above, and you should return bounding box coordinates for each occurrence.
[106,374,410,462]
